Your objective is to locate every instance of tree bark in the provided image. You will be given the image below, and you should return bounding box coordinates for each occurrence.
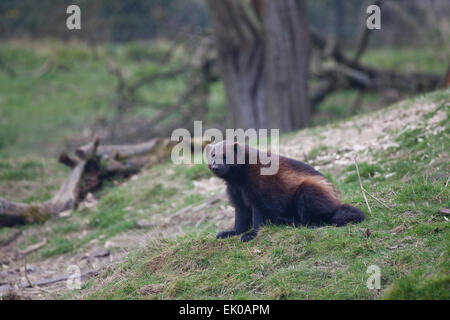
[76,138,158,160]
[208,0,311,132]
[208,0,266,129]
[263,0,311,131]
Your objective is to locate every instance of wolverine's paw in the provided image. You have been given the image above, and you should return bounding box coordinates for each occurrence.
[240,230,257,242]
[216,230,237,239]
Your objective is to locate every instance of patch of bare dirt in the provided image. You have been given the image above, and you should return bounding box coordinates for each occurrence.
[102,193,234,251]
[0,237,114,299]
[280,98,444,171]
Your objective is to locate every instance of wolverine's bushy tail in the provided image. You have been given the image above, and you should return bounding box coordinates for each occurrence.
[332,204,365,226]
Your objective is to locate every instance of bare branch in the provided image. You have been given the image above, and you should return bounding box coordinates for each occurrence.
[354,157,372,214]
[19,238,47,256]
[361,186,391,210]
[24,257,51,294]
[58,152,79,169]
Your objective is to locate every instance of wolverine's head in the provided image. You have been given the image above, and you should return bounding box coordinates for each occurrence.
[205,140,244,178]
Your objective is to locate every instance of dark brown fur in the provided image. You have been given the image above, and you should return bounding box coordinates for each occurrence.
[207,141,365,241]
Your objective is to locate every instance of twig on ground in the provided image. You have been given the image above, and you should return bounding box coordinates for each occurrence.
[362,186,392,210]
[354,157,372,214]
[19,238,47,256]
[24,257,50,294]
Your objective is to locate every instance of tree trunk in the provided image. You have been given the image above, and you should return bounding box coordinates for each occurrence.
[263,0,311,131]
[208,0,311,132]
[207,0,266,129]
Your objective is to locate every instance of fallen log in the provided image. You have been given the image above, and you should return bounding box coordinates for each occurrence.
[49,160,88,215]
[0,142,96,226]
[19,238,47,256]
[0,137,174,227]
[58,152,79,169]
[0,199,52,227]
[76,138,159,160]
[309,26,443,108]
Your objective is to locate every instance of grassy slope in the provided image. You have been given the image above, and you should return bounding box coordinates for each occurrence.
[83,90,449,300]
[0,43,448,299]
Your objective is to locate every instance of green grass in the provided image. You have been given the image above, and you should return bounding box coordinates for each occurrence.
[7,159,216,260]
[0,41,219,157]
[0,41,448,299]
[344,162,384,183]
[81,90,449,300]
[308,145,328,161]
[0,159,44,181]
[41,237,75,258]
[177,163,213,181]
[385,265,450,300]
[361,48,447,74]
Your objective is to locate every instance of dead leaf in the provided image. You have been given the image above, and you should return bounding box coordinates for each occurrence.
[139,284,164,295]
[81,249,110,260]
[58,210,72,218]
[438,208,450,215]
[84,192,98,209]
[135,220,157,229]
[363,229,372,237]
[390,226,404,234]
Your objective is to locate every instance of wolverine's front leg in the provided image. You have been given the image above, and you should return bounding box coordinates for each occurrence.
[240,208,266,242]
[217,207,252,239]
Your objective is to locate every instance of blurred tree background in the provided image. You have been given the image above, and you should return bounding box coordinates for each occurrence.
[0,0,448,155]
[0,0,209,42]
[2,0,449,45]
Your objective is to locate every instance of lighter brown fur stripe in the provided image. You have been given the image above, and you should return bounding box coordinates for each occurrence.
[300,175,339,201]
[278,169,339,201]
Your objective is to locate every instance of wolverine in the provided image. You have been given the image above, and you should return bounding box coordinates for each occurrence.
[206,140,365,242]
